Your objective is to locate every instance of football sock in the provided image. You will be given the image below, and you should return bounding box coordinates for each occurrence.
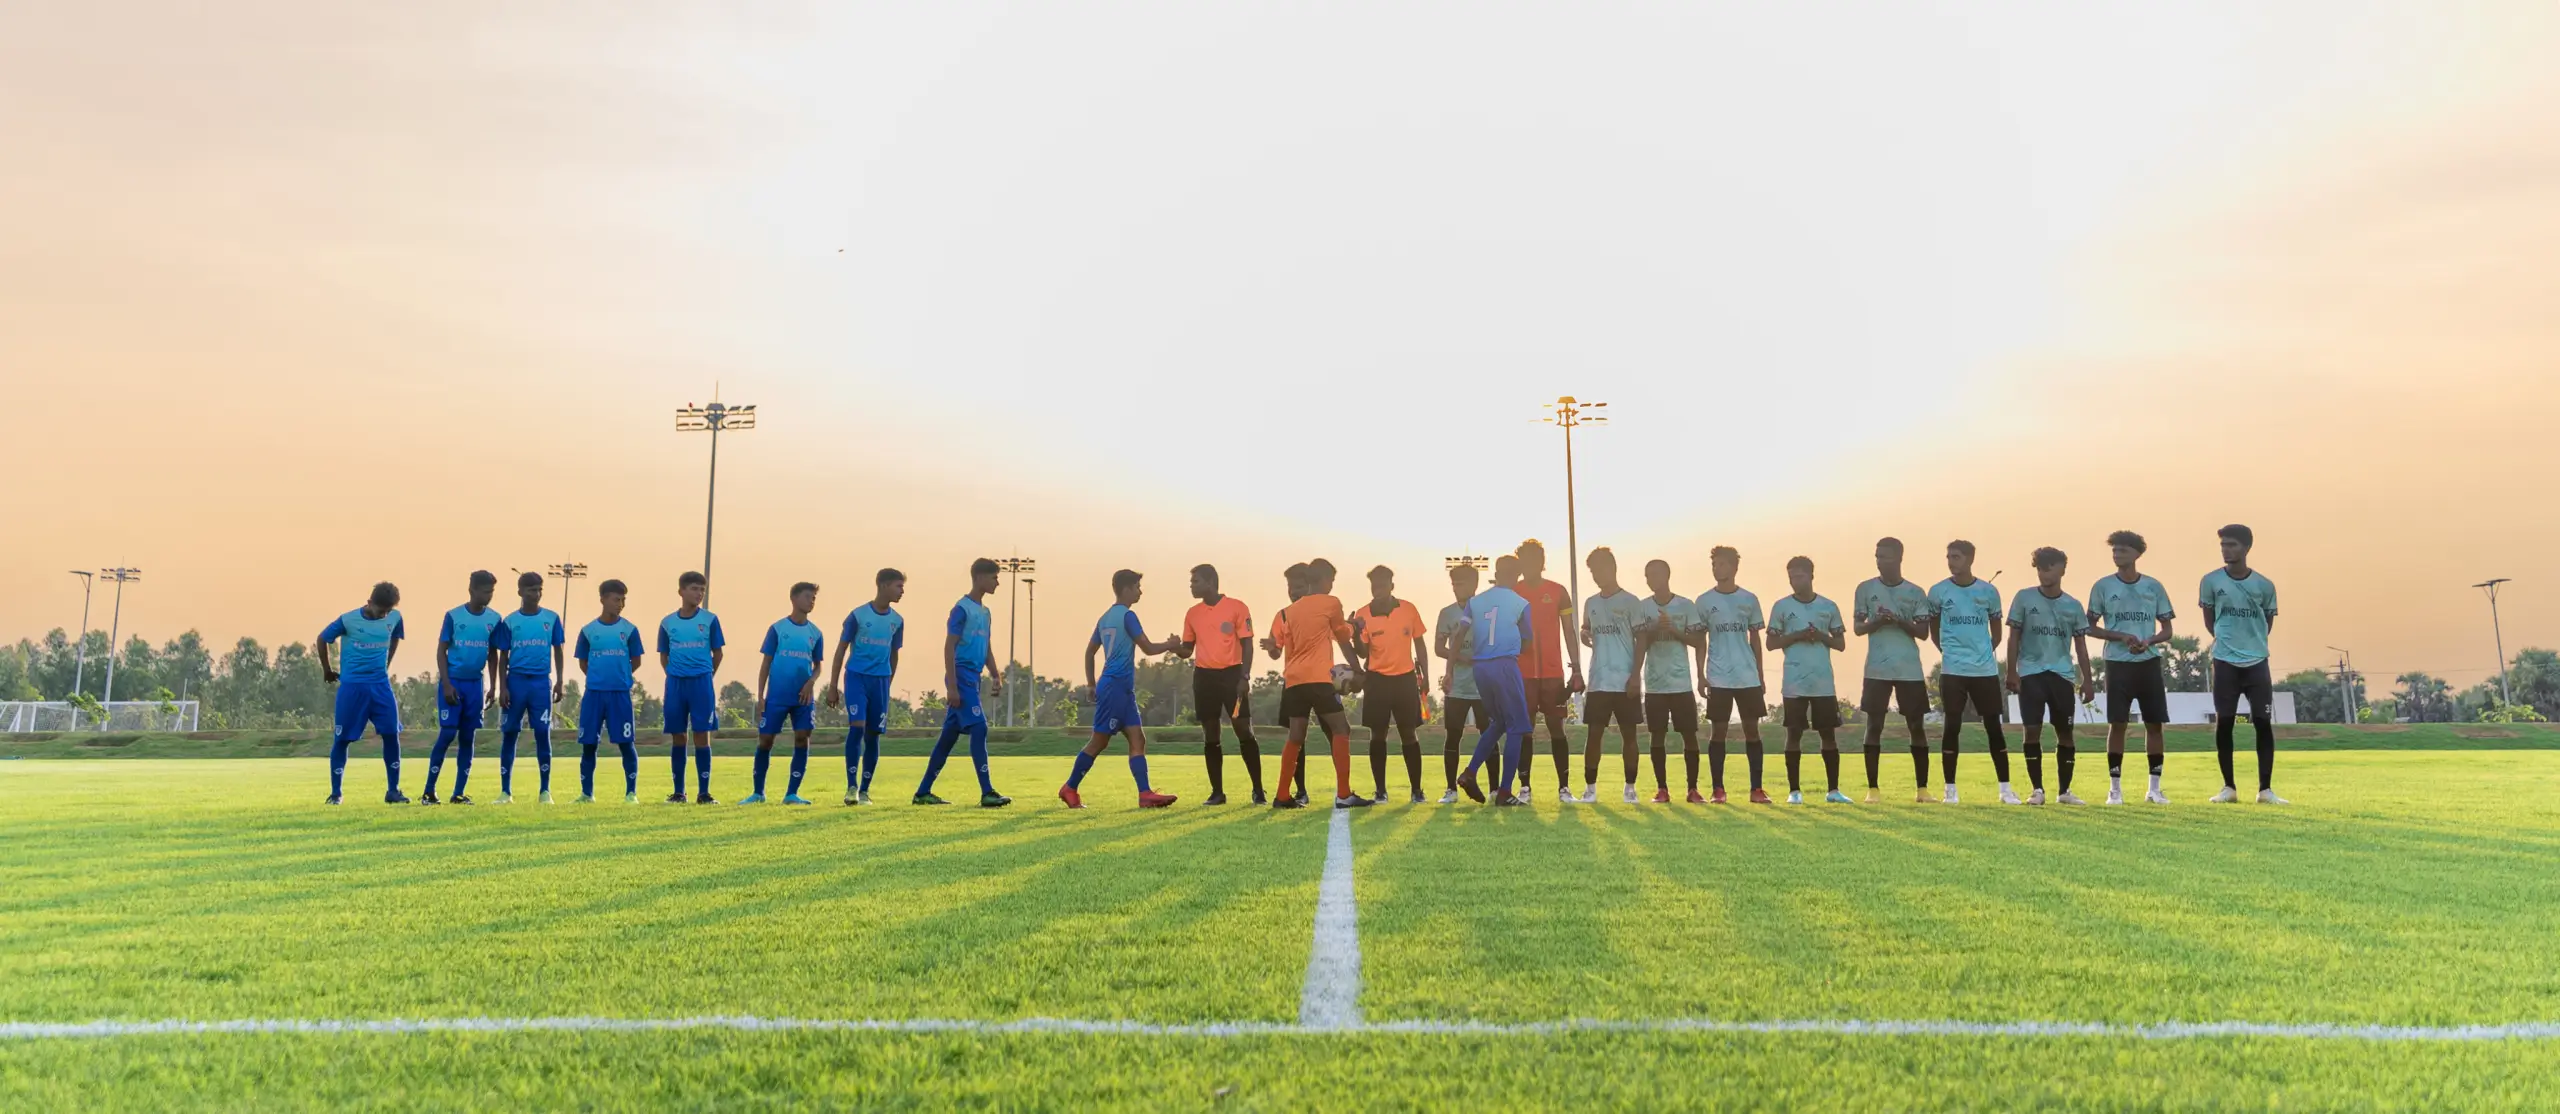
[670,739,689,790]
[1402,733,1424,796]
[2056,743,2076,794]
[499,732,517,795]
[918,721,960,794]
[844,727,863,791]
[2254,719,2276,791]
[752,747,772,795]
[1910,744,1930,788]
[1862,745,1880,789]
[328,738,349,797]
[1275,741,1302,800]
[860,726,883,792]
[2215,718,2238,787]
[1783,748,1802,793]
[1370,732,1390,797]
[1129,754,1151,794]
[1236,729,1265,796]
[967,723,996,796]
[1203,729,1226,797]
[1744,738,1764,791]
[2023,740,2044,790]
[1067,750,1097,789]
[1821,748,1840,792]
[1330,733,1353,798]
[580,744,599,796]
[1707,736,1726,791]
[693,743,713,796]
[533,728,553,794]
[617,740,638,794]
[451,734,474,796]
[1649,739,1668,791]
[1985,724,2010,784]
[427,727,457,794]
[785,744,810,796]
[380,736,402,794]
[1682,743,1699,791]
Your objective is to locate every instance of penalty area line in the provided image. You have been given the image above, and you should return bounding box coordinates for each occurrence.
[6,1017,2560,1042]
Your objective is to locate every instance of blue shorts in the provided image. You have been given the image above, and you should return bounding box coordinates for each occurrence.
[333,681,400,744]
[501,674,553,734]
[437,676,485,731]
[662,673,717,735]
[943,676,986,729]
[1471,655,1532,743]
[580,689,635,745]
[758,697,814,736]
[843,672,892,728]
[1092,674,1141,735]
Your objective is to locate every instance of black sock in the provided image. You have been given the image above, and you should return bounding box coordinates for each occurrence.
[2108,749,2124,779]
[1648,737,1668,791]
[1745,738,1765,790]
[1783,748,1802,793]
[1402,733,1424,797]
[1204,731,1226,797]
[1708,735,1727,791]
[2255,720,2275,791]
[1821,749,1840,792]
[2023,741,2044,791]
[1238,731,1264,795]
[1370,732,1390,797]
[1549,728,1570,787]
[1910,745,1930,788]
[1940,735,1960,786]
[1683,743,1700,791]
[2149,751,2164,779]
[1986,724,2011,783]
[2215,718,2238,788]
[1861,746,1880,789]
[2057,743,2076,794]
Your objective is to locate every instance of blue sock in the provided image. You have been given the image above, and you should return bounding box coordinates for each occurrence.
[1503,731,1529,792]
[380,736,402,794]
[919,720,961,794]
[617,740,638,794]
[968,723,996,797]
[844,727,863,791]
[428,727,457,793]
[533,728,553,793]
[452,733,475,796]
[328,738,350,797]
[499,732,517,795]
[786,745,809,796]
[694,744,713,796]
[1067,750,1097,789]
[580,745,599,797]
[669,738,688,791]
[1130,754,1151,793]
[753,747,772,795]
[861,727,883,791]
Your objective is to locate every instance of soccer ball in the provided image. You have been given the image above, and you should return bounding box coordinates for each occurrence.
[1331,665,1363,693]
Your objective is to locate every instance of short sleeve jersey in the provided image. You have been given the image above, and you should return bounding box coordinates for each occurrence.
[657,609,725,678]
[1696,586,1766,691]
[1852,577,1932,683]
[1469,586,1531,662]
[2007,588,2087,680]
[1182,597,1254,671]
[320,608,405,684]
[576,618,647,692]
[1272,595,1351,686]
[2086,573,2175,663]
[502,608,566,678]
[1518,578,1573,679]
[1766,594,1844,699]
[438,605,503,681]
[1093,605,1147,683]
[839,605,904,679]
[947,597,993,672]
[1635,595,1699,695]
[2199,569,2278,666]
[1354,600,1428,677]
[759,618,826,699]
[1582,591,1645,692]
[1927,579,2003,678]
[1436,601,1480,699]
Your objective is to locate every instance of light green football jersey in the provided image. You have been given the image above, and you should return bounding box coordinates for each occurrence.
[1635,594,1699,694]
[1766,593,1843,699]
[1696,586,1766,691]
[1583,590,1645,693]
[1927,577,2004,678]
[1852,577,1931,682]
[2199,568,2278,666]
[2086,573,2174,663]
[2007,587,2087,679]
[1435,601,1478,700]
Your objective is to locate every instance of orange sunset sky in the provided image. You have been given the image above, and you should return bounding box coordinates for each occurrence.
[6,1,2557,702]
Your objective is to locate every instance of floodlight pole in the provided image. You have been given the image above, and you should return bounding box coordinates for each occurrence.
[676,391,757,608]
[998,556,1037,726]
[1541,398,1607,605]
[2474,579,2513,707]
[67,570,94,701]
[1024,577,1039,728]
[99,566,142,720]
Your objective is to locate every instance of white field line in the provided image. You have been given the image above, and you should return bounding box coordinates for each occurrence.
[1298,807,1362,1029]
[7,1016,2560,1041]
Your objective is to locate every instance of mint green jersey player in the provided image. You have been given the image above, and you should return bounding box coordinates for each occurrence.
[2007,588,2088,679]
[1767,594,1844,699]
[1852,577,1931,683]
[1696,587,1765,691]
[1635,595,1699,694]
[2087,573,2175,663]
[1927,578,2004,678]
[2199,569,2278,666]
[1434,601,1478,701]
[1582,590,1645,693]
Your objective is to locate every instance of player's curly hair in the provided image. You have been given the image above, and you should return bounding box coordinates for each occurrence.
[1786,556,1814,574]
[2031,547,2066,570]
[1947,539,1977,559]
[2105,530,2146,554]
[1710,545,1740,563]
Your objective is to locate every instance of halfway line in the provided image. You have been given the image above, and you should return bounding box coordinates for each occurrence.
[1298,806,1362,1029]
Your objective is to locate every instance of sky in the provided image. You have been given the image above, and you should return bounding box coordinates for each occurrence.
[6,1,2557,703]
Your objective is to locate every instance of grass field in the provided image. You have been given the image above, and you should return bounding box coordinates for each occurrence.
[5,749,2560,1110]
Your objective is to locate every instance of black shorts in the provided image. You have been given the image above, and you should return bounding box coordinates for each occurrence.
[1443,697,1482,738]
[1526,676,1568,713]
[2104,658,2168,725]
[2018,671,2077,729]
[1362,671,1422,733]
[1279,682,1343,720]
[1706,687,1767,725]
[2212,659,2275,720]
[1644,692,1698,734]
[1783,695,1842,731]
[1193,665,1252,728]
[1939,674,2005,724]
[1584,690,1641,733]
[1860,678,1929,718]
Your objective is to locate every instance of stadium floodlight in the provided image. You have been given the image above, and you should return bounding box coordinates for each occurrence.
[998,557,1037,726]
[2474,578,2513,707]
[98,567,142,719]
[1022,577,1038,728]
[1537,397,1607,604]
[1445,555,1490,572]
[676,391,757,606]
[67,571,95,715]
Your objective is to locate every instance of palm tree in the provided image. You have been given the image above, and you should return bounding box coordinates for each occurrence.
[2395,671,2452,722]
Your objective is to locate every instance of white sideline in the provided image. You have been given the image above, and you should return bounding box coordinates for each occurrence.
[6,1016,2560,1042]
[1298,807,1362,1029]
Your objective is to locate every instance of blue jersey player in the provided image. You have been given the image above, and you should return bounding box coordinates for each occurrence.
[825,568,906,805]
[422,570,501,804]
[495,571,566,804]
[657,571,725,803]
[913,558,1011,807]
[745,582,826,805]
[317,582,408,805]
[1060,569,1187,810]
[575,579,647,803]
[1455,555,1538,806]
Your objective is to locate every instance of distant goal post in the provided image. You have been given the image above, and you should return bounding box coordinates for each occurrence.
[0,701,202,733]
